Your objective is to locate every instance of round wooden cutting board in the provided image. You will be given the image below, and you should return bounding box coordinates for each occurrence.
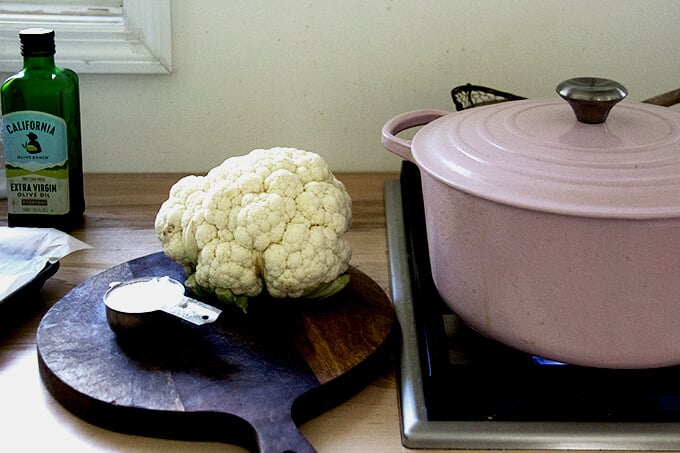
[36,252,394,453]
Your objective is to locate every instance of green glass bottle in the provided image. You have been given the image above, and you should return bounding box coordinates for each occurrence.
[1,28,84,230]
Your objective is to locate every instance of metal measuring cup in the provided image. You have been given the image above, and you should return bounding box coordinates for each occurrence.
[103,276,222,336]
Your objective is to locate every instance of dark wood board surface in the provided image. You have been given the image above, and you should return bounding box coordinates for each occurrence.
[36,252,394,453]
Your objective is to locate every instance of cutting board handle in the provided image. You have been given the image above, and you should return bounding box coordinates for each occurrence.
[256,415,316,453]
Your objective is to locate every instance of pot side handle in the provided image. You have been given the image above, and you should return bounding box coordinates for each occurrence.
[381,109,449,161]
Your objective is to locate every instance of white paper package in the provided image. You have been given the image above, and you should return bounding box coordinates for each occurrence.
[0,227,90,301]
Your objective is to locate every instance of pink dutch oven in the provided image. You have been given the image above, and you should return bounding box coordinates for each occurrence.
[382,78,680,368]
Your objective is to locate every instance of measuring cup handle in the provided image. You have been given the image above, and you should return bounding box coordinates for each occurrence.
[381,109,450,161]
[162,296,222,326]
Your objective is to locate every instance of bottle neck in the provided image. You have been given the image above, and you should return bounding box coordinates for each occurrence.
[22,54,56,70]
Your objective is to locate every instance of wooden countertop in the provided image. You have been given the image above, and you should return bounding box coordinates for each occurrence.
[1,172,407,453]
[0,173,642,453]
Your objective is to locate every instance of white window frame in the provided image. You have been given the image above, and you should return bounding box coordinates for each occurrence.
[0,1,172,74]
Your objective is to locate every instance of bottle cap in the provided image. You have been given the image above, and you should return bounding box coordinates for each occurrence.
[19,28,56,56]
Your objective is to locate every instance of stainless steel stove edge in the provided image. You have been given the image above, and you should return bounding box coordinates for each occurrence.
[384,179,680,451]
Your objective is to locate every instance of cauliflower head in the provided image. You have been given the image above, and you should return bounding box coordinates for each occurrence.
[154,147,352,310]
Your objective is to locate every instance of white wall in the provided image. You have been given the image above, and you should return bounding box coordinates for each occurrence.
[3,0,680,173]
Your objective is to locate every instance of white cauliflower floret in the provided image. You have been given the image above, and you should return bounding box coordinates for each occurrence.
[154,174,208,268]
[264,224,351,298]
[154,147,352,310]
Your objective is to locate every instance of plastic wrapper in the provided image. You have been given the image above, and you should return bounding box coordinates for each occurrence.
[0,227,90,302]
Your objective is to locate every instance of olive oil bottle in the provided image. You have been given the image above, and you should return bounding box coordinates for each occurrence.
[1,28,84,230]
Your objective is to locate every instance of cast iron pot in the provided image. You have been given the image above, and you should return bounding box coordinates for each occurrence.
[382,78,680,368]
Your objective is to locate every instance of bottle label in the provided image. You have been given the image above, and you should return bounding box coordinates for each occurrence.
[2,110,70,215]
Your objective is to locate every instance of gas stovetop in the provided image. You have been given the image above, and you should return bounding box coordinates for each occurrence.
[385,161,680,450]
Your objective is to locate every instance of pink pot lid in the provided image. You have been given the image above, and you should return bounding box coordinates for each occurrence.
[413,85,680,219]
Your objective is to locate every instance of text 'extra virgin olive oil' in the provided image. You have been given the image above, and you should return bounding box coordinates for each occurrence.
[1,28,84,230]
